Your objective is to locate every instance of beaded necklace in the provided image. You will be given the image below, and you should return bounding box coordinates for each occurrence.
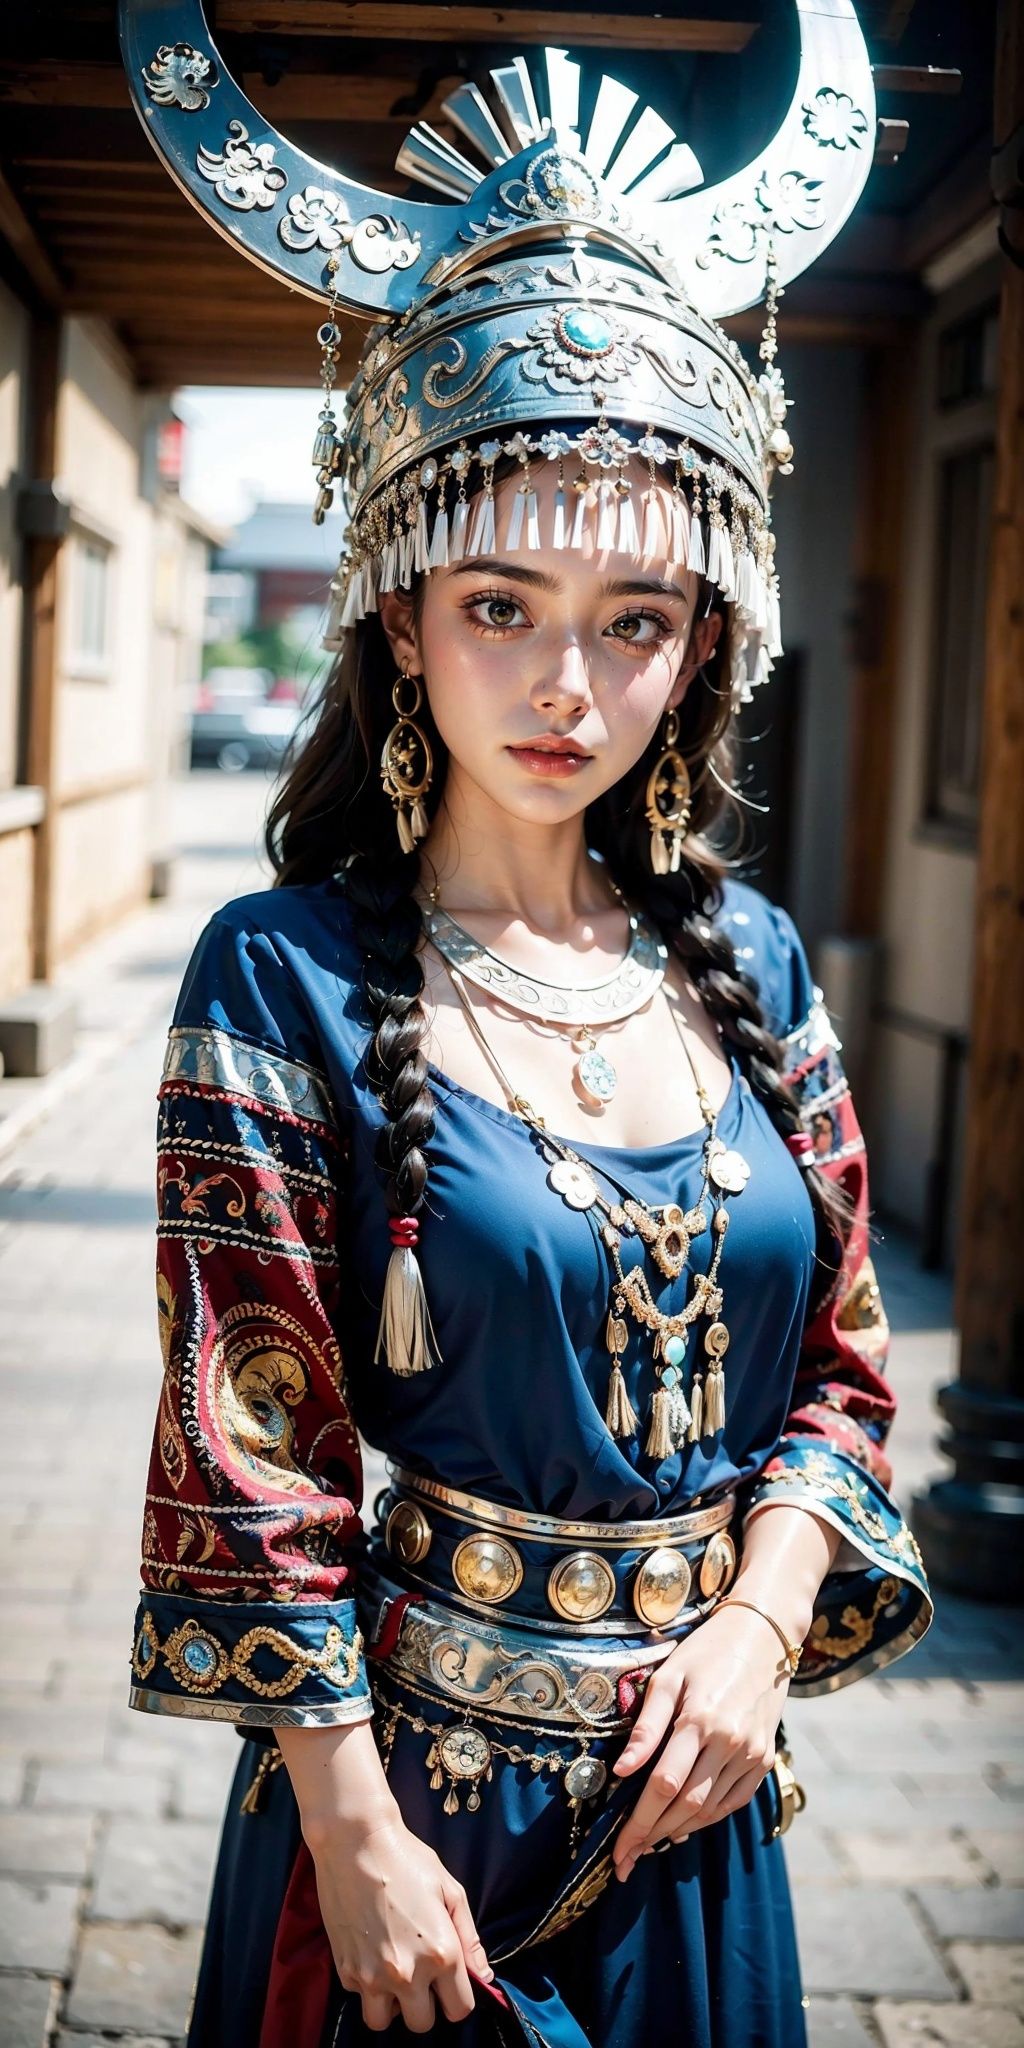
[435,951,750,1456]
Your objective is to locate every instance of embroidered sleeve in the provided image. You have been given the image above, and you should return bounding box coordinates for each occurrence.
[129,916,372,1729]
[739,905,933,1693]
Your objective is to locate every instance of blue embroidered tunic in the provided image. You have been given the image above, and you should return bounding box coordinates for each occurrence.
[130,874,931,2048]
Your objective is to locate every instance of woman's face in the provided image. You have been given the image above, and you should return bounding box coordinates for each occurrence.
[378,456,722,831]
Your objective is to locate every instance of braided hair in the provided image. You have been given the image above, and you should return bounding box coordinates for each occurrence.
[267,564,852,1324]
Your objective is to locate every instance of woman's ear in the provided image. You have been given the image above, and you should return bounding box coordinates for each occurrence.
[377,589,421,675]
[668,607,723,709]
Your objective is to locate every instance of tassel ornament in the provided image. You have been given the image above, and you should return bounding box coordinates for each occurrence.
[468,488,495,557]
[616,487,640,555]
[413,498,430,574]
[505,486,527,552]
[605,1359,640,1440]
[449,497,470,563]
[641,490,661,560]
[597,480,617,549]
[552,487,568,550]
[703,1362,726,1435]
[644,1385,676,1460]
[687,513,706,577]
[374,1214,442,1376]
[570,485,591,549]
[687,1374,704,1442]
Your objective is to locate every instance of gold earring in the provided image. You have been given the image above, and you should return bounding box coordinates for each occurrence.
[381,659,434,854]
[645,707,692,875]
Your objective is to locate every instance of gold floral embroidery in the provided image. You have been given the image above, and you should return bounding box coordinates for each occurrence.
[757,1452,892,1546]
[837,1256,886,1331]
[133,1607,364,1699]
[530,1849,616,1943]
[807,1577,898,1663]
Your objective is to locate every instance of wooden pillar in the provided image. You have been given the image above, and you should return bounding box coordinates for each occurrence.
[913,0,1024,1597]
[22,313,63,984]
[842,339,912,939]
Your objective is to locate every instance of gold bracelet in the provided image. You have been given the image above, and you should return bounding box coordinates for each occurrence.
[717,1598,802,1676]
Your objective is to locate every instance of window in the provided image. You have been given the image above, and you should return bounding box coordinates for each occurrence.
[923,441,993,837]
[70,533,112,674]
[936,302,998,410]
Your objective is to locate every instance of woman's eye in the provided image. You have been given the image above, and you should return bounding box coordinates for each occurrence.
[608,610,672,647]
[464,593,528,632]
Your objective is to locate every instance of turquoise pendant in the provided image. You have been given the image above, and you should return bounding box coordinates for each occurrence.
[575,1044,617,1105]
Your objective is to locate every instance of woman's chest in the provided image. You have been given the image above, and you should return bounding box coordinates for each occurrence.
[418,950,735,1154]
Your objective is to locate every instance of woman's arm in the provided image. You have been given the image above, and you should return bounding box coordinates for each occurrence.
[610,1503,839,1878]
[276,1721,494,2033]
[131,909,492,2031]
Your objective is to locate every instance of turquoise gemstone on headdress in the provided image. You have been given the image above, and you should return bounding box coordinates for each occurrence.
[560,308,614,354]
[661,1365,680,1388]
[663,1335,687,1366]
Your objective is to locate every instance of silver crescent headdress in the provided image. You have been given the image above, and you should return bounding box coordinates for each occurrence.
[119,2,876,708]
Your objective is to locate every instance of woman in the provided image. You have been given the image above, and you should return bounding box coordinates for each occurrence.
[125,23,931,2045]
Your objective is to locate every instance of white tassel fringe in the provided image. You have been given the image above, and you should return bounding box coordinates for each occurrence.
[374,1245,442,1376]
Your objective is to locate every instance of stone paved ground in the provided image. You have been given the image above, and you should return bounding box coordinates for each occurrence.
[0,772,1021,2047]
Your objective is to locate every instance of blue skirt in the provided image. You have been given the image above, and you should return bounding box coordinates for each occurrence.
[189,1711,806,2048]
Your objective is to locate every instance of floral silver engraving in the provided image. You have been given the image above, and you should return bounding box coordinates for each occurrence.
[279,187,421,274]
[142,43,218,112]
[801,86,870,153]
[698,167,825,270]
[197,121,287,213]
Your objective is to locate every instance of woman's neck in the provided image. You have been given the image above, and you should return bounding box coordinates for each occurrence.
[420,789,617,933]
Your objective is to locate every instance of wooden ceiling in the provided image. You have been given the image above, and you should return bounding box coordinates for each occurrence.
[0,0,992,389]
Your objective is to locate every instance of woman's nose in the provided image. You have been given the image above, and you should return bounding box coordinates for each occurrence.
[530,641,594,717]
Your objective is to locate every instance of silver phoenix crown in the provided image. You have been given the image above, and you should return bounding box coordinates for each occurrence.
[119,1,876,708]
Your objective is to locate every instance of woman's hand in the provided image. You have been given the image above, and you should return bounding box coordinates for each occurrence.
[610,1603,789,1879]
[276,1718,493,2033]
[307,1806,494,2034]
[610,1502,842,1879]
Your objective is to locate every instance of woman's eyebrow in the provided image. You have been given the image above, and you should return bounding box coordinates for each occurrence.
[446,557,559,591]
[600,576,690,602]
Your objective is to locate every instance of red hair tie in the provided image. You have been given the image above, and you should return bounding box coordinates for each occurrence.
[389,1214,420,1248]
[785,1131,814,1165]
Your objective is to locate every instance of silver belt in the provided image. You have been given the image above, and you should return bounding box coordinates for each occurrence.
[376,1465,739,1636]
[362,1558,688,1731]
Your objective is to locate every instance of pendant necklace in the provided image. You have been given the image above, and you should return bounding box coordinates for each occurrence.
[420,886,667,1110]
[434,950,751,1455]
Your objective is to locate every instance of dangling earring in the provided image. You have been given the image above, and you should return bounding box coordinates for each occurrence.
[645,707,692,875]
[381,659,434,854]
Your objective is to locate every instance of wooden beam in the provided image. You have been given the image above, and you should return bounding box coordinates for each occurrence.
[872,63,962,94]
[0,57,457,125]
[0,167,64,305]
[0,60,131,108]
[217,3,758,52]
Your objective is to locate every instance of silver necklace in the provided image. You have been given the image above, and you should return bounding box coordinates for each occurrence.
[420,892,668,1109]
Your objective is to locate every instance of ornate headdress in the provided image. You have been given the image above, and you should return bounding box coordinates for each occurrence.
[121,2,875,710]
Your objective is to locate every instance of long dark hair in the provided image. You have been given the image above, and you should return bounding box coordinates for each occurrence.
[266,506,852,1312]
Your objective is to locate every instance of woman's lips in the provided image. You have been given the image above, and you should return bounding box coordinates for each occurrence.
[506,745,592,778]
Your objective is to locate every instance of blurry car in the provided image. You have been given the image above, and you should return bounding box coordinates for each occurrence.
[190,667,301,773]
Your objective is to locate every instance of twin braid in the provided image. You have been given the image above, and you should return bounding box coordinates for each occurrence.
[341,850,437,1223]
[663,899,851,1296]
